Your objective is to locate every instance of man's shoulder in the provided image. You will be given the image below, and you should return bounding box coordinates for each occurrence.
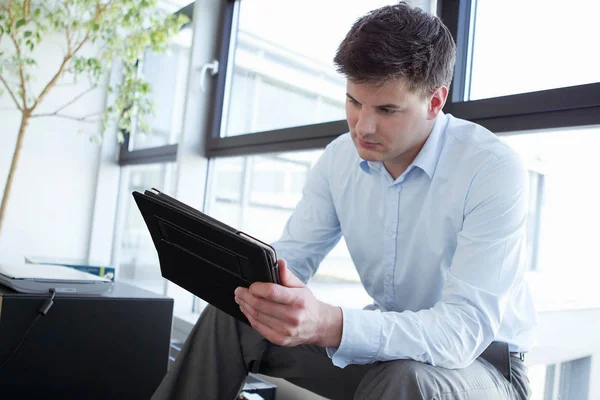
[442,115,527,190]
[444,114,521,162]
[328,132,354,152]
[324,133,358,163]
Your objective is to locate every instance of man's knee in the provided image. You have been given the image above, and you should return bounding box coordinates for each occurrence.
[355,359,441,400]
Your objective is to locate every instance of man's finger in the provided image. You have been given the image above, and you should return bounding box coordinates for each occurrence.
[248,282,298,305]
[235,291,298,324]
[239,301,298,336]
[239,304,294,347]
[278,259,305,289]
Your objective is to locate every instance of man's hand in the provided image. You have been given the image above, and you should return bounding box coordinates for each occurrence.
[234,259,342,348]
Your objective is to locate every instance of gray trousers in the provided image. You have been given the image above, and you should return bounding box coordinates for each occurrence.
[151,306,531,400]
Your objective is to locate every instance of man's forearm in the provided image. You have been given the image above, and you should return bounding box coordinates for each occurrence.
[315,302,343,348]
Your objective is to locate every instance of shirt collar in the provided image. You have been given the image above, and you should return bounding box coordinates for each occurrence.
[410,112,448,179]
[358,112,448,179]
[359,160,380,173]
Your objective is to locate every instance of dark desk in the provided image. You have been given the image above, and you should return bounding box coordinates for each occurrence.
[0,281,173,399]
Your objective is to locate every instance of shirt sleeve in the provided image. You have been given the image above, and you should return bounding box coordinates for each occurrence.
[271,142,342,284]
[328,153,529,369]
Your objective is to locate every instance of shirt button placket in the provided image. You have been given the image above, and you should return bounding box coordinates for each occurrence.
[383,184,399,305]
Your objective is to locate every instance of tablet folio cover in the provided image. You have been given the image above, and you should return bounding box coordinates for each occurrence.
[132,190,279,324]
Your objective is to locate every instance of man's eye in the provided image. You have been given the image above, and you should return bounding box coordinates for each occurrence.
[379,108,397,115]
[347,98,359,105]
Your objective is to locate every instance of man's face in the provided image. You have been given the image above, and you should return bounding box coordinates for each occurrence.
[346,79,443,178]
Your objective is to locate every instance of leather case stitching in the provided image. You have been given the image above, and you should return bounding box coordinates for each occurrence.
[140,194,251,247]
[156,216,248,260]
[162,240,251,285]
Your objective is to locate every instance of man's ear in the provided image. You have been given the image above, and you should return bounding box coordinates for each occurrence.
[427,86,449,119]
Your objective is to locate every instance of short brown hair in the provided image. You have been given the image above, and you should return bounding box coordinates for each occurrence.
[333,2,456,94]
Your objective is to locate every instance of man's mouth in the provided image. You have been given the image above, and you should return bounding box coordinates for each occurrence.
[358,138,380,148]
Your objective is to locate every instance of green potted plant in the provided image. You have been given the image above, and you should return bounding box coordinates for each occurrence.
[0,0,189,237]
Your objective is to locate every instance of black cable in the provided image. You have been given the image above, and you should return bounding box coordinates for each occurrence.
[0,289,56,372]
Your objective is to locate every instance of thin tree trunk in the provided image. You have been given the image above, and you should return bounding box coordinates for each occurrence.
[0,110,31,239]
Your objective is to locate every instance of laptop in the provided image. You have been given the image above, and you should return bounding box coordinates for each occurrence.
[0,263,113,295]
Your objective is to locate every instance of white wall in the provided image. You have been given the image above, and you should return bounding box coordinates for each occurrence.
[0,34,108,265]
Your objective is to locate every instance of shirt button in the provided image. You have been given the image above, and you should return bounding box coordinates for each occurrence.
[388,230,395,238]
[385,275,392,283]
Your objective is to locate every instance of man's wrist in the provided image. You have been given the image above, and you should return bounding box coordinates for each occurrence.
[315,302,343,348]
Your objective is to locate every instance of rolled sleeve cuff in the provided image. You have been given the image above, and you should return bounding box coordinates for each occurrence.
[325,307,383,368]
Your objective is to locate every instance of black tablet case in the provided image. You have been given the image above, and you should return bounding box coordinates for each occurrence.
[132,190,279,324]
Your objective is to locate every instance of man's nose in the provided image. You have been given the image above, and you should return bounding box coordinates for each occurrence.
[355,109,376,137]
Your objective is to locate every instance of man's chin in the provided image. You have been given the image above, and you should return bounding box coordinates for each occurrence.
[355,147,383,162]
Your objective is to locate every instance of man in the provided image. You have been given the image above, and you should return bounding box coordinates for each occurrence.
[152,2,536,399]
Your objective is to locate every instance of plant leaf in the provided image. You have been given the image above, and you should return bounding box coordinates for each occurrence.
[16,19,27,29]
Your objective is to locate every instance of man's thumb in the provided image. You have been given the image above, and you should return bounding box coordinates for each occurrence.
[278,259,305,288]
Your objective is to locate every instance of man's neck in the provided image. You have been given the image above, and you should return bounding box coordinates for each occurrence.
[383,160,412,180]
[384,128,433,180]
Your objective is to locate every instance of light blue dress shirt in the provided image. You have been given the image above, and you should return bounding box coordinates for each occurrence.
[271,112,537,369]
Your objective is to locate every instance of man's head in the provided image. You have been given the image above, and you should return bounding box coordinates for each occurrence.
[334,2,456,95]
[333,2,456,178]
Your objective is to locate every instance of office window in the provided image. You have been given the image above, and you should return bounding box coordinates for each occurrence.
[206,152,320,243]
[468,0,599,101]
[502,127,600,309]
[248,155,309,209]
[528,358,592,400]
[543,357,591,400]
[128,25,193,150]
[118,2,194,163]
[205,150,369,308]
[115,161,195,314]
[117,163,176,294]
[526,170,544,272]
[220,0,397,137]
